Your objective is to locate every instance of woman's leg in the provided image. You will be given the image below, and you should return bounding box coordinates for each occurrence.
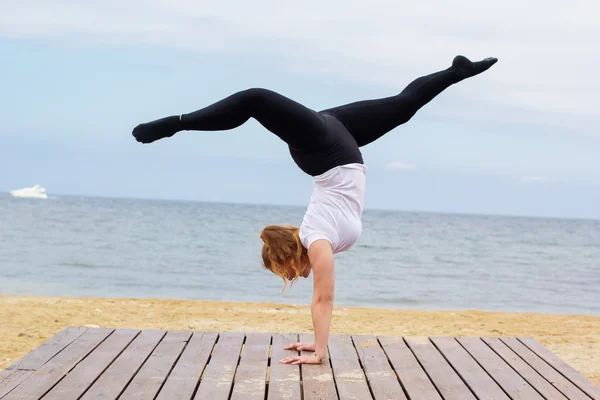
[320,55,498,147]
[132,88,328,149]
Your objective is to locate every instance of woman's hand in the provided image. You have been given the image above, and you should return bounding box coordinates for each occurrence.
[280,353,322,365]
[283,342,315,352]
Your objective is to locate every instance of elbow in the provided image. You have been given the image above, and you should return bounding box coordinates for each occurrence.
[313,292,334,303]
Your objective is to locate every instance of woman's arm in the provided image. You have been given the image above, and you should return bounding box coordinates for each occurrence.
[309,240,335,361]
[279,239,335,365]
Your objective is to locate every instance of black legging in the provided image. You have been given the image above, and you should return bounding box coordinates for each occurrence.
[133,55,497,175]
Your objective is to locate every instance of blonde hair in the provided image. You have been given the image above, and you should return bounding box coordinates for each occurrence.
[260,224,309,292]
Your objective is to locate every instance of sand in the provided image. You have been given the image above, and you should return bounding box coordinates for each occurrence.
[1,295,599,385]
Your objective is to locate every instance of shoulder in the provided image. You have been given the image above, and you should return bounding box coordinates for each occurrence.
[308,238,333,257]
[308,239,334,276]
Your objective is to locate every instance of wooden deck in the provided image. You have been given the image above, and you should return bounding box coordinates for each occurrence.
[1,327,598,399]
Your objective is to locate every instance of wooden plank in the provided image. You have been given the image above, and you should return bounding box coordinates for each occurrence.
[457,337,544,400]
[80,329,166,400]
[268,333,301,400]
[0,369,17,398]
[3,327,113,400]
[230,332,271,400]
[378,336,441,400]
[42,329,140,400]
[430,336,510,400]
[519,337,600,400]
[482,337,568,400]
[194,331,245,400]
[500,337,593,400]
[352,335,406,400]
[0,370,34,399]
[299,333,338,400]
[404,336,477,400]
[0,371,15,384]
[155,331,218,400]
[119,330,192,400]
[328,334,371,400]
[7,327,89,370]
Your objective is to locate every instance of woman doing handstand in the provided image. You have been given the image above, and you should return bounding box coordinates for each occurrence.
[132,54,498,365]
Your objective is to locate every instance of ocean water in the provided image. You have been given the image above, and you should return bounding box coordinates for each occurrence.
[0,194,598,316]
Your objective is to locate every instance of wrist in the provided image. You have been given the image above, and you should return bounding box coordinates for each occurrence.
[315,344,327,355]
[313,349,327,362]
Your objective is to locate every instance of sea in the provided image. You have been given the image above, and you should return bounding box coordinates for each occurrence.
[1,193,598,316]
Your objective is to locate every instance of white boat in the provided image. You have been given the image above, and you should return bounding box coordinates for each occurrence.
[9,184,48,199]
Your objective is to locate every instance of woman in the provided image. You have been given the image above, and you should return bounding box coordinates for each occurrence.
[132,54,498,365]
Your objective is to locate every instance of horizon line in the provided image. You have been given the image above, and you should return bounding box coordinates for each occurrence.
[2,190,598,223]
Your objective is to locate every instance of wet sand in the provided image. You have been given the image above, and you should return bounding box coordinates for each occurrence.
[1,295,598,385]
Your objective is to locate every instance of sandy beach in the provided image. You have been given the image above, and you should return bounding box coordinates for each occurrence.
[1,295,598,385]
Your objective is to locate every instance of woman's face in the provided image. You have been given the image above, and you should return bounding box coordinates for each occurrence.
[284,263,311,280]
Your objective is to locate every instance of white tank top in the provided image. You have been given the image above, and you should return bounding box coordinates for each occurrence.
[299,163,367,253]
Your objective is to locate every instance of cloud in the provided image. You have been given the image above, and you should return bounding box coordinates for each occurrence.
[1,0,599,128]
[520,176,550,184]
[385,162,417,171]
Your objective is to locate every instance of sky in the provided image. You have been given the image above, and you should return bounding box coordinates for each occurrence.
[1,0,599,219]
